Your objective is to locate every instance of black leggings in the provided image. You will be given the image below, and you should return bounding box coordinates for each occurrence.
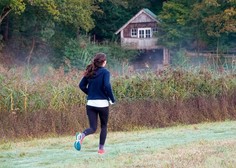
[83,105,109,145]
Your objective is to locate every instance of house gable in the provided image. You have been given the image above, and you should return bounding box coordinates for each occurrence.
[115,8,159,35]
[132,12,155,23]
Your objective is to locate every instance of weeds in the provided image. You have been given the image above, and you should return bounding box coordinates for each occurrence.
[0,64,235,139]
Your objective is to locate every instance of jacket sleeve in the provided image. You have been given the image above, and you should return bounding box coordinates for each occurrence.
[103,71,115,103]
[79,77,88,95]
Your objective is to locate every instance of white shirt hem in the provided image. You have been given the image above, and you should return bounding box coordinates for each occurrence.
[87,100,109,107]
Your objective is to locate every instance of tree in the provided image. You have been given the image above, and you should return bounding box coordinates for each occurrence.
[56,0,100,32]
[157,0,193,49]
[90,0,130,41]
[0,0,26,43]
[0,0,25,25]
[11,1,58,64]
[1,0,102,64]
[157,0,236,53]
[192,0,236,54]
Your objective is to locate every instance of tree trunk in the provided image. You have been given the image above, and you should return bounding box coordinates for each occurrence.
[76,28,80,40]
[216,37,219,57]
[0,7,12,26]
[27,37,35,65]
[3,15,9,41]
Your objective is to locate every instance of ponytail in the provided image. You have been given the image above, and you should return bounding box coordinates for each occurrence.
[84,53,107,78]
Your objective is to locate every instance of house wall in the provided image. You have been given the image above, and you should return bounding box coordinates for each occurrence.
[121,37,158,50]
[123,22,157,38]
[121,22,158,50]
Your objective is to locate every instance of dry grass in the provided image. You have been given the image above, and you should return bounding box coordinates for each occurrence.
[0,64,236,139]
[124,140,236,168]
[109,97,236,131]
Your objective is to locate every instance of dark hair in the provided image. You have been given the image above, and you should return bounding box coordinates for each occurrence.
[84,53,107,78]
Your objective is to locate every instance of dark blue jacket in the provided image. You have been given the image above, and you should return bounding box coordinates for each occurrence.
[79,67,115,103]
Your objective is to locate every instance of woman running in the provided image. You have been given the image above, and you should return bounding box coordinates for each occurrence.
[75,52,115,154]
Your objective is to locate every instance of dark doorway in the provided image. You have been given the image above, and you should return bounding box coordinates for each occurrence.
[130,49,163,71]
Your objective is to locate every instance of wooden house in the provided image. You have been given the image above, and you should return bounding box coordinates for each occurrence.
[115,8,170,66]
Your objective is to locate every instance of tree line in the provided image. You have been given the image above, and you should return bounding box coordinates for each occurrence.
[158,0,236,55]
[0,0,235,68]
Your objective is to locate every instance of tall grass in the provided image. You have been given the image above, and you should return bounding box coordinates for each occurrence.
[113,68,236,101]
[0,64,235,139]
[0,65,85,112]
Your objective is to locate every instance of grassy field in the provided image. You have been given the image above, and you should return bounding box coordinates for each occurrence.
[0,121,236,168]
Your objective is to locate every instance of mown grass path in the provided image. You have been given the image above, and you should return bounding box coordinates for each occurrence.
[1,121,236,168]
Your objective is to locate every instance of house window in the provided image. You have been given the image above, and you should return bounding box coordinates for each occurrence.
[152,27,158,33]
[146,29,151,38]
[152,27,158,36]
[138,28,152,38]
[139,29,145,38]
[131,28,137,37]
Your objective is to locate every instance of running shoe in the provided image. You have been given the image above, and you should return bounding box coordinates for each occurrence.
[74,132,84,151]
[98,149,105,155]
[76,132,84,144]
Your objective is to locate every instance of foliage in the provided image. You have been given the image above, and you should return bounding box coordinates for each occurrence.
[91,0,130,40]
[113,68,236,101]
[0,0,103,66]
[0,65,235,113]
[192,0,236,54]
[0,0,25,24]
[55,0,100,32]
[63,36,137,72]
[199,0,236,37]
[157,0,193,49]
[171,49,189,67]
[157,0,236,52]
[63,38,92,70]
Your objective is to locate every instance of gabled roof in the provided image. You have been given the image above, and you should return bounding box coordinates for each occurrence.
[115,8,159,34]
[143,8,157,19]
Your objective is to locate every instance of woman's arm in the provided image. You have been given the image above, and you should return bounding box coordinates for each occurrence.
[103,71,115,103]
[79,77,88,95]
